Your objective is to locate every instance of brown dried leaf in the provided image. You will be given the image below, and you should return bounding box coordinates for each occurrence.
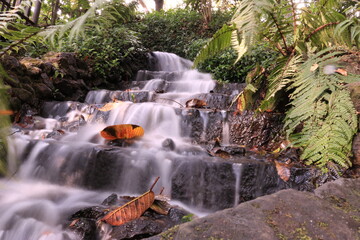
[274,161,291,182]
[100,124,144,140]
[99,177,159,226]
[236,94,245,113]
[185,99,206,108]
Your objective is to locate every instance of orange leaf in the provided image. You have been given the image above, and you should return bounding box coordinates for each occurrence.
[0,110,14,115]
[236,94,245,113]
[100,124,144,140]
[97,100,123,112]
[185,99,206,108]
[99,177,160,226]
[274,161,291,182]
[335,68,347,76]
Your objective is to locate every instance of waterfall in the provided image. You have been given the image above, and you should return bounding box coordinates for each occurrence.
[3,52,278,239]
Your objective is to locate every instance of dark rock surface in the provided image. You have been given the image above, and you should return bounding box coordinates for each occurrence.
[150,178,360,240]
[67,193,189,240]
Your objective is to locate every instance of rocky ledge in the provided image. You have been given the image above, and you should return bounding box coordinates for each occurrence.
[149,177,360,240]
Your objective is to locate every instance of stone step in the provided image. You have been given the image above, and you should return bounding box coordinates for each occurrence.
[16,139,313,211]
[40,101,283,150]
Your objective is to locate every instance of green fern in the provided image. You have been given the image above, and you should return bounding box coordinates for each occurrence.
[285,49,358,172]
[193,24,236,67]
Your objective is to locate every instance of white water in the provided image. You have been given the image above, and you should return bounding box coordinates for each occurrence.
[232,163,243,206]
[4,52,222,239]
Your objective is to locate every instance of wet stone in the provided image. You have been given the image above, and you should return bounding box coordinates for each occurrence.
[162,138,176,151]
[67,193,189,240]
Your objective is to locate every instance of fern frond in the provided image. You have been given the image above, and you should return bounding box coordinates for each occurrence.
[193,24,236,67]
[285,49,358,172]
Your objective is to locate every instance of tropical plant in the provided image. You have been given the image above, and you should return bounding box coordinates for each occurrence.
[0,66,10,176]
[194,0,360,173]
[131,7,232,59]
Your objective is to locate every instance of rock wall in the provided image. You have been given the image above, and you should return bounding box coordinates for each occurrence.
[1,52,98,114]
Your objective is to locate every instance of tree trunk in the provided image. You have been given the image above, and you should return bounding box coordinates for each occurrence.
[154,0,164,11]
[51,0,60,25]
[201,0,212,29]
[32,0,42,25]
[138,0,149,12]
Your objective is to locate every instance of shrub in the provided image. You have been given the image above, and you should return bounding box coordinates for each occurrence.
[130,8,232,59]
[195,44,278,83]
[60,25,148,83]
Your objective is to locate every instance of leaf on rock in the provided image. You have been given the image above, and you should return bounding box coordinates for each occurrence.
[185,99,206,108]
[274,160,291,182]
[97,100,123,112]
[99,177,160,226]
[100,124,144,140]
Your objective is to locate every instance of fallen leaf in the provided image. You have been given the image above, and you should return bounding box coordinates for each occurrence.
[274,160,291,182]
[99,177,160,226]
[100,124,144,140]
[57,129,65,134]
[310,63,319,72]
[0,110,13,115]
[185,99,206,108]
[97,100,123,112]
[335,68,347,76]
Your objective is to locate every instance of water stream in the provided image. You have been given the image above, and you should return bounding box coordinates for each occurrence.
[2,52,281,239]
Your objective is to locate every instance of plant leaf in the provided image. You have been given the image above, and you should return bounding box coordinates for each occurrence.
[100,124,144,140]
[99,177,159,226]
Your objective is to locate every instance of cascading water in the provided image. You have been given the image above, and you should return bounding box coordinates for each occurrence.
[2,52,283,239]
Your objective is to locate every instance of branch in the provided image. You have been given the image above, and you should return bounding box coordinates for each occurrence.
[305,22,340,42]
[289,0,297,34]
[269,12,289,55]
[264,36,287,56]
[0,28,43,58]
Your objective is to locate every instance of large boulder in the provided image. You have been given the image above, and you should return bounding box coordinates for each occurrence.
[150,178,360,240]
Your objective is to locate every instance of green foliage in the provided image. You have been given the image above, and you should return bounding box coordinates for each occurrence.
[285,49,358,172]
[0,64,10,176]
[193,24,235,67]
[60,25,147,82]
[40,0,146,82]
[0,8,43,57]
[196,45,277,83]
[130,8,232,59]
[194,0,360,172]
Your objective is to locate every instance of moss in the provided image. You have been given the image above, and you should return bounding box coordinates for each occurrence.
[317,222,329,228]
[251,202,261,209]
[160,225,180,240]
[351,215,360,223]
[293,227,312,240]
[327,195,357,213]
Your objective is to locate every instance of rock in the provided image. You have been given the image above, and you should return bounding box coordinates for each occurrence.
[11,88,33,103]
[1,55,21,71]
[229,111,284,151]
[341,53,360,75]
[39,62,55,76]
[154,178,360,240]
[33,83,53,99]
[162,138,176,151]
[67,193,189,240]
